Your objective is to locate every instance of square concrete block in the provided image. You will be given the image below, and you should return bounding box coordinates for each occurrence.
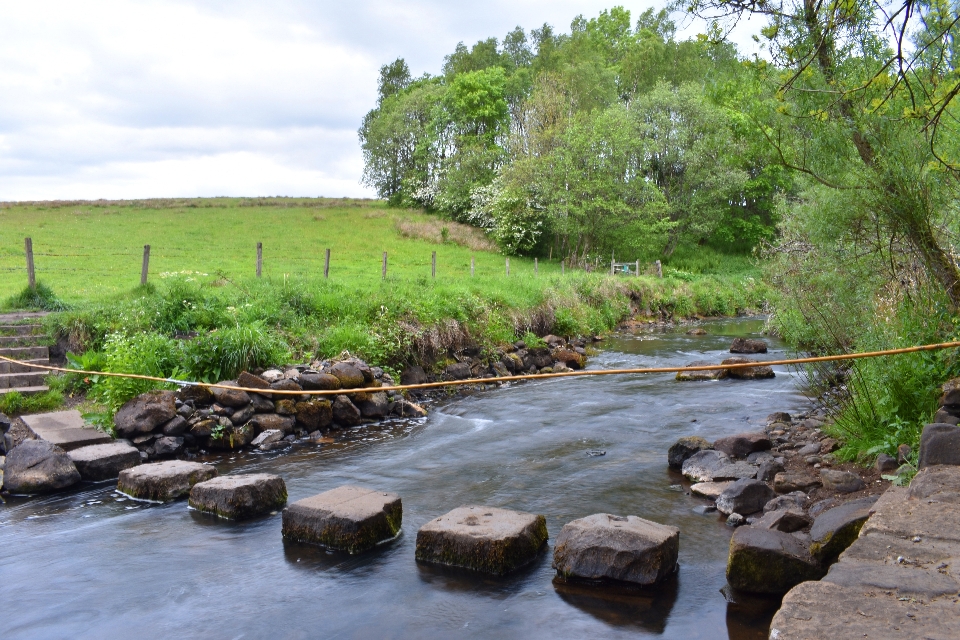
[415,505,548,575]
[189,473,287,519]
[282,485,402,553]
[21,410,113,451]
[68,441,141,481]
[117,460,218,501]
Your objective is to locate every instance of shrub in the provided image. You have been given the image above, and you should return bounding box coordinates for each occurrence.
[3,282,69,312]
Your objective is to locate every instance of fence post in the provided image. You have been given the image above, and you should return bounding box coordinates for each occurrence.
[535,257,538,276]
[506,257,510,276]
[470,255,475,277]
[382,251,388,280]
[561,261,565,276]
[324,248,330,279]
[24,237,35,290]
[610,257,615,276]
[432,251,436,278]
[656,260,662,278]
[256,242,263,278]
[141,245,151,286]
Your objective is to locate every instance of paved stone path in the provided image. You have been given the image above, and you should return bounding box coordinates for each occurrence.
[21,410,112,451]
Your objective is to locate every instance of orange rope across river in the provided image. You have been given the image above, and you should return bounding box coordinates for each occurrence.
[3,340,960,396]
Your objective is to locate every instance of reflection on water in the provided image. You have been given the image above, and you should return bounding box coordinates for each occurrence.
[0,319,807,639]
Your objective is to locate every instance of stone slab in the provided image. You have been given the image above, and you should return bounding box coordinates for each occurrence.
[117,460,217,501]
[690,481,732,499]
[68,441,141,481]
[21,410,113,451]
[189,473,287,519]
[860,489,960,544]
[282,485,402,553]
[416,505,548,575]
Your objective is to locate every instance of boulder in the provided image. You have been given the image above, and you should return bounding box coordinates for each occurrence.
[229,405,255,426]
[721,357,776,380]
[716,479,777,516]
[161,415,189,437]
[282,485,402,553]
[249,393,275,413]
[774,472,821,494]
[189,419,217,438]
[752,508,811,533]
[796,443,821,457]
[355,392,389,419]
[3,417,37,453]
[690,481,732,499]
[551,349,585,370]
[275,399,296,415]
[117,460,217,501]
[400,365,427,386]
[208,423,256,450]
[114,391,177,438]
[250,429,285,451]
[176,385,214,405]
[757,458,784,482]
[237,371,271,392]
[444,362,472,380]
[68,442,141,481]
[766,412,792,424]
[917,423,960,468]
[294,400,333,430]
[675,361,728,381]
[730,338,768,354]
[726,526,824,594]
[269,379,303,394]
[543,334,564,346]
[938,377,960,406]
[299,372,341,391]
[907,464,960,503]
[209,383,251,408]
[764,492,808,513]
[713,433,772,459]
[189,473,287,519]
[391,399,428,418]
[416,505,548,575]
[153,436,184,457]
[552,513,679,585]
[3,440,80,493]
[667,436,713,470]
[332,395,362,427]
[933,408,960,426]
[682,450,757,482]
[249,414,295,435]
[809,495,879,563]
[329,362,365,389]
[819,469,865,493]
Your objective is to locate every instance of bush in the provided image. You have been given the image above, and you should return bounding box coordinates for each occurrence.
[3,282,69,312]
[181,323,291,382]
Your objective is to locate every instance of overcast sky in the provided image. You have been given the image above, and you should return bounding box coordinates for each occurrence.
[0,1,760,201]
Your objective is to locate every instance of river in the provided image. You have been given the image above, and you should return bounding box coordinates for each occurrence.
[0,319,810,639]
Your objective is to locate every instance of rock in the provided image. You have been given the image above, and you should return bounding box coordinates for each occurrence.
[766,412,792,424]
[176,385,214,405]
[269,379,303,394]
[897,443,912,464]
[726,513,746,527]
[764,492,808,513]
[917,423,960,468]
[161,415,189,437]
[67,441,141,481]
[721,357,776,380]
[774,472,821,493]
[808,497,839,518]
[690,481,732,499]
[726,526,824,594]
[907,464,960,503]
[714,433,772,459]
[0,411,12,434]
[443,361,472,380]
[730,338,768,354]
[543,334,564,346]
[819,469,865,493]
[117,460,217,501]
[682,450,757,482]
[796,443,821,457]
[809,496,878,563]
[355,392,389,419]
[416,505,548,575]
[391,399,427,418]
[249,393,275,413]
[686,327,707,335]
[250,414,295,435]
[753,509,812,533]
[189,473,287,519]
[189,419,217,438]
[237,371,271,392]
[208,423,255,450]
[3,417,37,453]
[4,440,81,493]
[716,479,777,516]
[329,362,365,389]
[299,372,341,391]
[209,383,251,408]
[939,376,960,406]
[294,400,332,430]
[757,458,784,482]
[282,485,402,553]
[667,436,713,470]
[229,405,255,426]
[551,349,585,370]
[250,429,284,449]
[933,408,960,425]
[675,361,728,381]
[260,369,283,383]
[552,513,679,585]
[819,437,840,453]
[152,436,184,457]
[114,391,177,438]
[332,395,362,427]
[275,399,297,415]
[400,365,427,386]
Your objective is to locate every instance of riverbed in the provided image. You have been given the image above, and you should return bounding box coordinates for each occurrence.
[0,319,810,639]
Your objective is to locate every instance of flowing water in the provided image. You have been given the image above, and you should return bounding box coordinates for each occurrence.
[1,319,811,639]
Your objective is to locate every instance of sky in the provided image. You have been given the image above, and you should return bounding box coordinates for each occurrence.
[0,1,760,201]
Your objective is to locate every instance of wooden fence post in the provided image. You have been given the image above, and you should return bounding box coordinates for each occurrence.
[141,245,150,286]
[610,257,615,276]
[656,260,662,278]
[256,242,263,278]
[24,237,35,290]
[535,257,538,276]
[324,248,330,279]
[561,261,565,276]
[382,251,388,280]
[470,255,475,277]
[506,257,510,276]
[432,251,436,278]
[635,260,640,277]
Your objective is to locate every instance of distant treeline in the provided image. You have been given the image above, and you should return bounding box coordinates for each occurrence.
[358,7,789,262]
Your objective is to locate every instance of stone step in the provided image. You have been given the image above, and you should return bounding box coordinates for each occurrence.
[0,335,50,347]
[0,358,49,374]
[0,324,44,336]
[0,385,49,397]
[0,345,49,361]
[21,410,113,451]
[0,312,49,323]
[0,371,48,389]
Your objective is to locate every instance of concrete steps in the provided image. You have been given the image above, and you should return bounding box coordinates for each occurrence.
[0,313,52,397]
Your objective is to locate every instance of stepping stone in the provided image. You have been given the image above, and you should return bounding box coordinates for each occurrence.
[21,410,112,451]
[3,439,80,494]
[675,361,728,381]
[726,526,824,594]
[189,473,287,519]
[68,441,141,481]
[552,513,679,585]
[416,505,548,575]
[282,485,402,553]
[117,460,217,501]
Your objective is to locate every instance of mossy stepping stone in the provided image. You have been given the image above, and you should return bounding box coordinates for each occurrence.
[189,473,287,519]
[281,485,402,553]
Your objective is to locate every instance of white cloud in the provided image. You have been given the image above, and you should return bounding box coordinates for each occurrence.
[0,1,761,201]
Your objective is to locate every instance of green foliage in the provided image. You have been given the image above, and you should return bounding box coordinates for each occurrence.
[181,323,290,383]
[0,378,65,415]
[3,282,68,312]
[90,332,180,413]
